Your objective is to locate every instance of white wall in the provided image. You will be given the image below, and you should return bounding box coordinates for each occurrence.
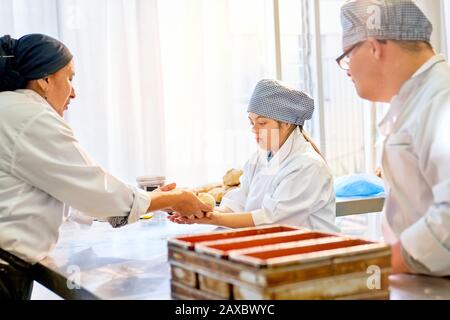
[444,0,450,58]
[415,0,445,53]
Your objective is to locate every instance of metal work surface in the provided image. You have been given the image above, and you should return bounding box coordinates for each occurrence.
[35,216,449,300]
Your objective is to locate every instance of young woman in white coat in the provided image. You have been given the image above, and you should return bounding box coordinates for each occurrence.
[170,79,339,232]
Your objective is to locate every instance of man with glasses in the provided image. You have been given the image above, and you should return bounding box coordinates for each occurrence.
[339,0,450,277]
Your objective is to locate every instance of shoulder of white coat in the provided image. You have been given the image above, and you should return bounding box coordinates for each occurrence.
[0,91,75,150]
[420,62,450,112]
[282,147,332,180]
[415,70,450,138]
[0,91,55,128]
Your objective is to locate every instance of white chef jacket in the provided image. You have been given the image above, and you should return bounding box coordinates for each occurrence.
[379,54,450,276]
[0,89,150,264]
[220,127,339,233]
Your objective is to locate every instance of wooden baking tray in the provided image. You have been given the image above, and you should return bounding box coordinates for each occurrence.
[168,225,391,300]
[195,230,336,259]
[227,237,385,268]
[168,225,300,250]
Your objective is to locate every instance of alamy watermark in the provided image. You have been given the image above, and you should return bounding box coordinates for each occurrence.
[366,1,383,30]
[366,265,382,290]
[66,265,81,290]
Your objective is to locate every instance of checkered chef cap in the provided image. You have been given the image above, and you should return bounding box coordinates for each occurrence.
[341,0,433,49]
[247,79,314,126]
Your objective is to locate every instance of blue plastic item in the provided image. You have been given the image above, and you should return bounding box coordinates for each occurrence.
[334,174,385,198]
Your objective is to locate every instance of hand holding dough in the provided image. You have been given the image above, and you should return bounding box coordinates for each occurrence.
[197,193,216,208]
[208,187,226,203]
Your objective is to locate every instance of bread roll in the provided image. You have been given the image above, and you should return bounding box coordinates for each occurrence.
[223,169,243,187]
[197,193,216,208]
[208,187,226,203]
[194,182,223,194]
[224,184,241,191]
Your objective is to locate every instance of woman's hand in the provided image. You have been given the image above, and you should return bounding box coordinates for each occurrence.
[168,212,214,225]
[169,190,213,219]
[153,183,177,193]
[168,211,255,229]
[153,183,177,214]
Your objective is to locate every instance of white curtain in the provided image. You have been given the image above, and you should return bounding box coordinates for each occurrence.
[0,0,59,35]
[59,0,167,185]
[157,0,276,186]
[445,0,450,58]
[1,0,166,185]
[1,0,276,187]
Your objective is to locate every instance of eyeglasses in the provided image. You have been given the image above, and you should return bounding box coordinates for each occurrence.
[336,40,388,70]
[336,42,361,71]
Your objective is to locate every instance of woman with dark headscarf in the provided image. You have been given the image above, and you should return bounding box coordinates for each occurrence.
[0,34,211,299]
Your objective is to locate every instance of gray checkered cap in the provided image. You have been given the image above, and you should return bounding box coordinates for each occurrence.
[247,79,314,126]
[341,0,433,49]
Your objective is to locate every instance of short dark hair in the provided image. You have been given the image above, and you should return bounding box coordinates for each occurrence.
[389,40,433,52]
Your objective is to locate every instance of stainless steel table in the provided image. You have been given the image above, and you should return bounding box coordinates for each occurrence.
[34,218,450,300]
[336,196,385,217]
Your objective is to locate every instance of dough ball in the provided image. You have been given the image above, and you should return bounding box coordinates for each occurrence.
[197,193,216,208]
[223,169,243,187]
[194,182,223,194]
[224,184,241,191]
[208,187,226,203]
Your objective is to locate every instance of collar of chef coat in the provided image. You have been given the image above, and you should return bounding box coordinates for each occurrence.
[256,126,306,175]
[15,89,59,116]
[378,54,447,136]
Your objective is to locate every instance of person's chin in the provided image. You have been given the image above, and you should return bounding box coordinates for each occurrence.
[59,108,67,117]
[355,85,370,100]
[357,88,380,102]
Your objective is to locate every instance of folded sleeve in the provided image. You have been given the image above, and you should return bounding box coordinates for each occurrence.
[401,97,450,275]
[401,215,450,276]
[10,110,150,224]
[400,200,450,275]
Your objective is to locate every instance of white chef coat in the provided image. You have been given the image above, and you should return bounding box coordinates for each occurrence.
[0,89,150,264]
[378,54,450,276]
[220,127,339,233]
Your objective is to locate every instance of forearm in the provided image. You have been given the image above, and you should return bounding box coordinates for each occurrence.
[215,206,234,213]
[209,212,255,229]
[391,241,412,274]
[147,190,185,212]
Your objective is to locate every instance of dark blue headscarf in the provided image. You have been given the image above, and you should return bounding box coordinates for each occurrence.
[0,34,73,92]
